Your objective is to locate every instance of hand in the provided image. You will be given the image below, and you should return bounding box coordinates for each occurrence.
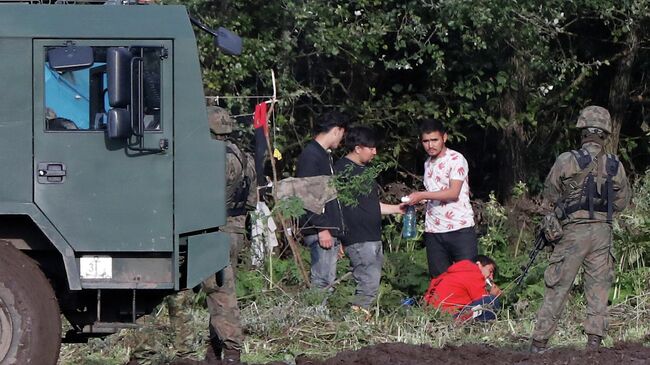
[397,203,407,214]
[338,245,345,259]
[406,192,425,205]
[489,284,502,297]
[318,229,333,249]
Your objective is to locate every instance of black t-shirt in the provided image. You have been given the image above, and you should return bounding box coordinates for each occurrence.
[334,157,382,245]
[296,140,344,237]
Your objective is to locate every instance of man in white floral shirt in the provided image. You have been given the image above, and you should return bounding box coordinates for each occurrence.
[407,119,478,278]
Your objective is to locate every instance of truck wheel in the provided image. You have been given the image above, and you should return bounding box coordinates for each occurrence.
[0,241,61,365]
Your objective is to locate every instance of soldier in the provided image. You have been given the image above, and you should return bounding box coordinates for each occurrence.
[202,106,257,362]
[530,106,631,352]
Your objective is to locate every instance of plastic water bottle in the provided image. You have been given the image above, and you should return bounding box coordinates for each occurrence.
[401,197,417,239]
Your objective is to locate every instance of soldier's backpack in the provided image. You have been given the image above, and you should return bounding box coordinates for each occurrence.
[225,142,254,217]
[559,148,619,222]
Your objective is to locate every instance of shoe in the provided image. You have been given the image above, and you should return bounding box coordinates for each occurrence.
[351,305,372,320]
[586,335,602,350]
[529,339,548,354]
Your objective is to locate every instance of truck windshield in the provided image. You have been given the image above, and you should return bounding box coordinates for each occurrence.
[44,46,162,132]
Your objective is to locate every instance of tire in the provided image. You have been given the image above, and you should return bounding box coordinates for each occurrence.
[0,241,61,365]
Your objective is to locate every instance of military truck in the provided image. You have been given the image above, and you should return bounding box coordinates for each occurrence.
[0,1,241,363]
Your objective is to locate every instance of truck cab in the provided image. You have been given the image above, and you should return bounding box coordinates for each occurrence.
[0,2,238,364]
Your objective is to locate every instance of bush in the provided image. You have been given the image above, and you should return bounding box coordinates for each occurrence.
[613,169,650,302]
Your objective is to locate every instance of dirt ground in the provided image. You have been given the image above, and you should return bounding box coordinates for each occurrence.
[139,341,650,365]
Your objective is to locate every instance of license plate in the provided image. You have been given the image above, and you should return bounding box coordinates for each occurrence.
[80,256,112,279]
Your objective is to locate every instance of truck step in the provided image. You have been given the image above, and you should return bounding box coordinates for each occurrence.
[83,321,139,334]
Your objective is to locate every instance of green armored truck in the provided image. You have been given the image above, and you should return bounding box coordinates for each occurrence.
[0,2,240,363]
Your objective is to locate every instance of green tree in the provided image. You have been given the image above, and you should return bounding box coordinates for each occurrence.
[169,0,650,197]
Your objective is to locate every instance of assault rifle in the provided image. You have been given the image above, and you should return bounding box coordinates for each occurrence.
[516,231,550,286]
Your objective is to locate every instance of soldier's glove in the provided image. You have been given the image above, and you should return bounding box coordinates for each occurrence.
[540,213,563,244]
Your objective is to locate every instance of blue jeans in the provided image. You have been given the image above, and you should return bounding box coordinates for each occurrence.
[344,241,383,308]
[456,295,501,321]
[304,234,339,289]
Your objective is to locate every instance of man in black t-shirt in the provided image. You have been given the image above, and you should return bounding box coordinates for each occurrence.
[296,111,348,289]
[334,126,404,312]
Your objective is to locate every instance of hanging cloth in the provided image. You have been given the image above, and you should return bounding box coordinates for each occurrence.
[251,201,279,267]
[253,102,269,187]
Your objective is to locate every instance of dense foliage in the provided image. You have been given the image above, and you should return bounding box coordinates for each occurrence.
[167,0,650,199]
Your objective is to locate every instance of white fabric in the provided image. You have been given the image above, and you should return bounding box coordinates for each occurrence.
[251,202,279,267]
[423,148,475,233]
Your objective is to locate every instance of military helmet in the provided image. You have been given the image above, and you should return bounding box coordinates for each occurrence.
[207,106,234,134]
[576,105,612,134]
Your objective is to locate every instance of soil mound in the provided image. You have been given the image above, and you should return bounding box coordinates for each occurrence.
[138,341,650,365]
[295,342,650,365]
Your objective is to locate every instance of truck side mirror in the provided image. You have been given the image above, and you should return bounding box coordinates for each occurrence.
[214,27,242,56]
[107,108,132,139]
[47,45,94,72]
[107,47,132,108]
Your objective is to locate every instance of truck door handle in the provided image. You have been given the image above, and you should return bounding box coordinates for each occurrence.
[37,162,67,184]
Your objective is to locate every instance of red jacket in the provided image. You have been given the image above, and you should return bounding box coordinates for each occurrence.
[423,260,488,313]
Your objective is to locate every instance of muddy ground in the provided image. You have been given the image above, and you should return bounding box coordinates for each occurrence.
[128,341,650,365]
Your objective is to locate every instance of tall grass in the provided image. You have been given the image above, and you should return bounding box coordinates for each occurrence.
[59,277,650,364]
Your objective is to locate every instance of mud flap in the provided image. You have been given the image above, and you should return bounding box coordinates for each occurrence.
[186,231,230,289]
[544,254,565,288]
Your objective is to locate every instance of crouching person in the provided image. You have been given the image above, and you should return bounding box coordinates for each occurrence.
[424,255,502,321]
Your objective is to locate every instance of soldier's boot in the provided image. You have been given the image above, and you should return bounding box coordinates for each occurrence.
[204,336,225,363]
[529,339,548,354]
[222,348,241,364]
[586,335,602,351]
[204,342,221,363]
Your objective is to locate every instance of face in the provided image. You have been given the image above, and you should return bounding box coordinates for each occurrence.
[421,131,447,158]
[477,262,495,280]
[354,145,377,164]
[330,127,346,149]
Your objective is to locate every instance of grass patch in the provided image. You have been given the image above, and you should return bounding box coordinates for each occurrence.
[59,267,650,364]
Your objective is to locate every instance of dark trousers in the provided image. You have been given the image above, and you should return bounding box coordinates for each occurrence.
[424,227,478,278]
[455,295,501,321]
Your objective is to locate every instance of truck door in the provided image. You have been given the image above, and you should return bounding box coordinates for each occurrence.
[33,40,174,253]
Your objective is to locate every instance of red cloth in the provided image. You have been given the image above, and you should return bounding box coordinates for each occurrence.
[423,260,488,313]
[253,102,269,136]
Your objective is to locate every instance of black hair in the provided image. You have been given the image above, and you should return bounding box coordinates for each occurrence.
[344,126,377,151]
[419,118,446,136]
[314,111,349,135]
[474,255,498,277]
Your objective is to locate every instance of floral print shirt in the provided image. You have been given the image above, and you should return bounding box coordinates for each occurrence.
[423,148,474,233]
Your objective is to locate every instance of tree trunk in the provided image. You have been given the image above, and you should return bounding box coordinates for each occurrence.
[608,26,639,153]
[498,56,528,201]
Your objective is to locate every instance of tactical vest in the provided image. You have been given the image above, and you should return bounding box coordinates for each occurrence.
[226,142,253,217]
[560,148,619,222]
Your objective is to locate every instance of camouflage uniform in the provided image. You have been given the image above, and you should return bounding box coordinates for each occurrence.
[532,106,631,347]
[201,107,256,357]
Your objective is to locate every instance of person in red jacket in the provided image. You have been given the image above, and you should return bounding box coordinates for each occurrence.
[424,255,502,320]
